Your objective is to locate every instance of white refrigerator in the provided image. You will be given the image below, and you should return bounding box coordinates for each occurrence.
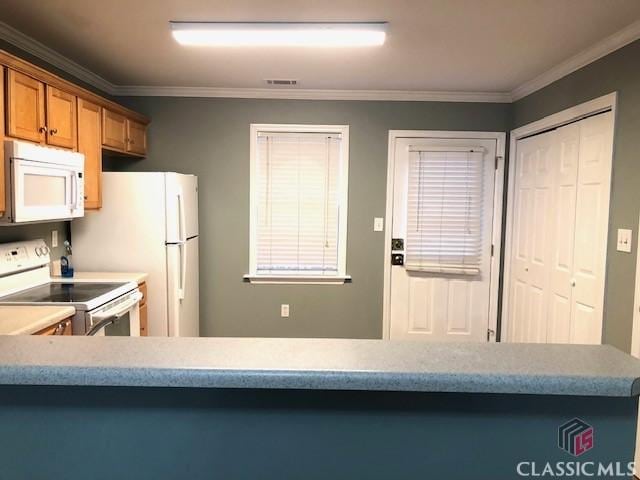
[71,172,199,337]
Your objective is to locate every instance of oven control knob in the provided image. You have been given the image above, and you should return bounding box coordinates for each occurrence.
[35,247,42,257]
[42,246,50,255]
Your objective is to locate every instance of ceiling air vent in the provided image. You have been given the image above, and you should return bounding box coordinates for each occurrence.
[265,79,298,86]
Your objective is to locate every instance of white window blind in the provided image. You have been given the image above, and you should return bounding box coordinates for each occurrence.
[405,148,484,275]
[254,131,345,276]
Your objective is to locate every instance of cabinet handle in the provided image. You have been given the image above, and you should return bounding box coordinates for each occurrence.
[39,126,48,133]
[53,322,65,335]
[50,128,58,135]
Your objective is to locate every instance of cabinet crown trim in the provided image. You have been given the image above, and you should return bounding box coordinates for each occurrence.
[0,49,149,125]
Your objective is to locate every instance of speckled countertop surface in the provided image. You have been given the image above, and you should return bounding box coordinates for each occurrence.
[0,337,639,396]
[0,306,76,335]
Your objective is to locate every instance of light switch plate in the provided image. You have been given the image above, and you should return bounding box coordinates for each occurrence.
[51,230,58,248]
[374,217,384,232]
[617,228,632,253]
[280,304,290,318]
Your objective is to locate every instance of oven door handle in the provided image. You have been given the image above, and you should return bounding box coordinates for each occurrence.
[86,292,143,336]
[86,316,117,336]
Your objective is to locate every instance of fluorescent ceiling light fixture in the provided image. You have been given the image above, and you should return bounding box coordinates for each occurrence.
[170,22,387,47]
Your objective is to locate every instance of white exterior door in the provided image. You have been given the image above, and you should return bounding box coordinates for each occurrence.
[388,136,499,342]
[507,112,613,344]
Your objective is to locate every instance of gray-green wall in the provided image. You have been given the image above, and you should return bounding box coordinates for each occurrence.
[112,97,510,338]
[3,34,639,347]
[512,39,640,352]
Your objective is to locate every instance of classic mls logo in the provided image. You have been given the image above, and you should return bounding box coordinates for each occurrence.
[558,418,594,457]
[517,419,633,476]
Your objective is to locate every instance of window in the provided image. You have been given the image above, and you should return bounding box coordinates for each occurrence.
[247,124,350,283]
[405,147,484,275]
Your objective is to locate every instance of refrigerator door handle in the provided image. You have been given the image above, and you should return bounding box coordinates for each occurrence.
[178,240,187,301]
[177,187,187,244]
[176,186,187,301]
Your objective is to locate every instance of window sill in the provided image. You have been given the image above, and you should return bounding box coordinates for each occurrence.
[243,274,352,285]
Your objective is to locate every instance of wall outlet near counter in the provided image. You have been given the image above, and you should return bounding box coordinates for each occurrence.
[51,230,58,248]
[374,217,384,232]
[281,304,290,318]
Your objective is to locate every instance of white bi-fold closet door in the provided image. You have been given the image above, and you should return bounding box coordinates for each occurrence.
[507,111,613,344]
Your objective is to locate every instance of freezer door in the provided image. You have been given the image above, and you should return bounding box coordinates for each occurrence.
[166,173,199,243]
[166,237,199,337]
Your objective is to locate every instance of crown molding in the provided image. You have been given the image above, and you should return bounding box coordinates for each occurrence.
[113,85,512,102]
[511,19,640,101]
[0,21,117,95]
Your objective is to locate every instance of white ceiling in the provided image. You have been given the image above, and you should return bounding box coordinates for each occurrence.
[1,0,640,98]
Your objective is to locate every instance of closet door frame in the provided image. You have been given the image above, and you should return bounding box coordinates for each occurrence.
[501,92,617,342]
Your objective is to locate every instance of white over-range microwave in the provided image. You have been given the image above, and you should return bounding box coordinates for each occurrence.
[1,140,85,224]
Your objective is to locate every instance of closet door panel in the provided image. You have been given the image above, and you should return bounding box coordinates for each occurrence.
[509,132,555,343]
[570,112,614,344]
[547,123,579,343]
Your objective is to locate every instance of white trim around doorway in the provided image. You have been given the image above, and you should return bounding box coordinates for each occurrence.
[382,130,507,340]
[500,92,618,342]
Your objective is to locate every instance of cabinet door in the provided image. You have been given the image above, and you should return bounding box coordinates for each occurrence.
[34,318,73,336]
[46,86,77,149]
[0,67,5,215]
[6,69,45,143]
[101,109,127,151]
[126,119,147,156]
[77,98,102,209]
[139,303,148,336]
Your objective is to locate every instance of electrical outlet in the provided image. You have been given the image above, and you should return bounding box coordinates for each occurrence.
[374,217,384,232]
[281,304,290,318]
[51,230,58,248]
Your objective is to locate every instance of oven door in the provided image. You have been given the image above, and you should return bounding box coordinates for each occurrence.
[11,158,84,223]
[86,290,142,337]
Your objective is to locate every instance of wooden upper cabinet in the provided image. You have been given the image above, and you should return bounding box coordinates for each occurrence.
[77,98,102,209]
[6,69,45,143]
[126,119,147,156]
[46,86,77,149]
[101,108,127,152]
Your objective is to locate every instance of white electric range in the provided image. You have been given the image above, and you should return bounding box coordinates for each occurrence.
[0,239,141,336]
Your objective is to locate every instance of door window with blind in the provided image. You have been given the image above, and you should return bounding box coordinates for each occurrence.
[247,124,350,283]
[406,147,485,275]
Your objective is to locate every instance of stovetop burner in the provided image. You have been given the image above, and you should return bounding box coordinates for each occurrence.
[0,282,129,304]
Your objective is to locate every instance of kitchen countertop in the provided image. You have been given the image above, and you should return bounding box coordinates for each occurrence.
[56,271,148,284]
[0,306,76,335]
[0,337,639,396]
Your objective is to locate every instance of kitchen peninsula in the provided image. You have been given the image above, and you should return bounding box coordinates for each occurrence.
[0,337,638,479]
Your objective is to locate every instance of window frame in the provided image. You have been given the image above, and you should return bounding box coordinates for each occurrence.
[246,123,351,285]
